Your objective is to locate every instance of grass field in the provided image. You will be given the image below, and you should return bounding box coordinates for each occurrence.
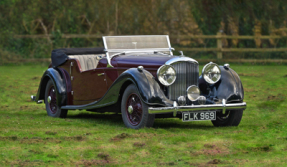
[0,64,287,166]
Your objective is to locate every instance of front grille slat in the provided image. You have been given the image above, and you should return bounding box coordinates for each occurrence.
[168,62,199,102]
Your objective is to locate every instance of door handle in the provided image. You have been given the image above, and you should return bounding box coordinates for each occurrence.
[98,73,105,76]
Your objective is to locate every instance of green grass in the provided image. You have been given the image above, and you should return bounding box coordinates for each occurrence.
[0,64,287,166]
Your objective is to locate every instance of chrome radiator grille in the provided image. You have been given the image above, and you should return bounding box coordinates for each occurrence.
[168,62,199,101]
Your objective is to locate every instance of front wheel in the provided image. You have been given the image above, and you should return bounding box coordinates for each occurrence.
[121,84,155,129]
[211,109,243,127]
[45,80,68,118]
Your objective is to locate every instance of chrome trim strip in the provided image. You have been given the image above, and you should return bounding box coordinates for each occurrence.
[165,57,198,65]
[105,48,173,52]
[103,35,170,38]
[148,101,247,114]
[102,36,113,68]
[222,99,226,114]
[166,35,173,55]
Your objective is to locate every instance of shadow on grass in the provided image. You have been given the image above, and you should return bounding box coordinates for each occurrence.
[68,112,123,127]
[67,112,216,130]
[3,111,249,130]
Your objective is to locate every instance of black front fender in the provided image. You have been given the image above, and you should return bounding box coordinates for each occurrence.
[35,68,67,107]
[121,68,173,106]
[199,66,244,103]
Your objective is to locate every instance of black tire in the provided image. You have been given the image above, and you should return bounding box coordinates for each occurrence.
[45,80,68,118]
[211,109,243,127]
[121,84,155,129]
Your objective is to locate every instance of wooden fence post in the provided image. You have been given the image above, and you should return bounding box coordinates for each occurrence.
[217,32,222,59]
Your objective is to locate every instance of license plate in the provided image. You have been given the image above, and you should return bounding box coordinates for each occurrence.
[182,111,216,122]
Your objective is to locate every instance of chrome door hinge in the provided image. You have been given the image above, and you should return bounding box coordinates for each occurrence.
[71,76,74,81]
[70,62,73,75]
[71,91,73,95]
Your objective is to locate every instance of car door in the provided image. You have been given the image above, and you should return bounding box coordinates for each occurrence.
[70,61,108,105]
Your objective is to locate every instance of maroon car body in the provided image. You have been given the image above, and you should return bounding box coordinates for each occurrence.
[32,35,246,129]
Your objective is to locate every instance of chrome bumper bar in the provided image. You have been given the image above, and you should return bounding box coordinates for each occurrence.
[148,99,246,116]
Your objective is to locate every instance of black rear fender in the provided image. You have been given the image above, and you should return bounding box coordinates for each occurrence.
[35,68,67,107]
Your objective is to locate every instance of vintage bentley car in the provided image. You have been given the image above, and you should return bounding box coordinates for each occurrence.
[31,35,246,129]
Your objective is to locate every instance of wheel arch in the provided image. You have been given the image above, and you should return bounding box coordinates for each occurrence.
[199,66,244,103]
[118,69,173,107]
[35,68,67,107]
[38,76,51,102]
[117,80,134,106]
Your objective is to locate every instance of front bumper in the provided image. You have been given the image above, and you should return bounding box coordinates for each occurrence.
[148,99,246,116]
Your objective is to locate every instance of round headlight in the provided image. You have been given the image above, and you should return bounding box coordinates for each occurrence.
[187,85,200,101]
[202,62,221,84]
[157,65,176,86]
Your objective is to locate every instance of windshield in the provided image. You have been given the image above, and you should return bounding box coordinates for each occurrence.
[102,35,173,67]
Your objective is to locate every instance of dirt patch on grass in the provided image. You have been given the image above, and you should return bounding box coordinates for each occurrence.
[9,160,45,167]
[0,136,18,141]
[187,159,225,166]
[192,144,229,156]
[204,144,216,149]
[28,149,43,154]
[132,132,157,139]
[233,130,243,133]
[97,153,110,160]
[31,76,41,80]
[76,159,110,166]
[157,161,177,166]
[45,131,57,135]
[19,105,41,111]
[267,94,286,101]
[207,159,223,164]
[277,137,287,140]
[202,148,229,156]
[233,159,249,165]
[20,137,58,144]
[17,136,86,144]
[110,133,130,141]
[244,88,255,92]
[133,142,146,148]
[248,145,273,152]
[47,154,59,158]
[61,135,86,141]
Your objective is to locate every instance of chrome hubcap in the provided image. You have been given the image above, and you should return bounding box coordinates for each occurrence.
[47,96,52,104]
[128,105,133,114]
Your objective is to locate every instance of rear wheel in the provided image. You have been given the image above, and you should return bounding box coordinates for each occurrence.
[45,80,68,118]
[121,84,155,129]
[211,109,243,127]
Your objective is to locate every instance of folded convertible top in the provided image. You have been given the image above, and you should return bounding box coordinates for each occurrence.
[51,47,105,67]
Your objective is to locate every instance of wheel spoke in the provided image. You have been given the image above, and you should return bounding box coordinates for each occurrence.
[48,86,57,114]
[126,93,143,126]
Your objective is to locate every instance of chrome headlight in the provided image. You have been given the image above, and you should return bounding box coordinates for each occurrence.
[202,62,221,84]
[157,65,176,86]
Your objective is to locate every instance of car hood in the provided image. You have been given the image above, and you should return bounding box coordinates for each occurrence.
[113,53,177,69]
